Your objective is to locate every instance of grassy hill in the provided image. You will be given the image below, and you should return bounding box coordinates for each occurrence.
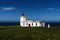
[0,26,60,40]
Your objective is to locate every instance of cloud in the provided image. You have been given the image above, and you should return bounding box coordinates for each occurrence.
[47,8,58,11]
[1,7,16,10]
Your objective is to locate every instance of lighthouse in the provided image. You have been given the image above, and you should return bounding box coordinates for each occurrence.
[20,14,26,26]
[20,14,26,22]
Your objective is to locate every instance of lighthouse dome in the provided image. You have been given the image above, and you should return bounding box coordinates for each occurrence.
[20,14,26,18]
[20,16,26,18]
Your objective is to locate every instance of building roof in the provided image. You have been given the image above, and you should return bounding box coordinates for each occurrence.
[26,19,44,22]
[26,20,44,23]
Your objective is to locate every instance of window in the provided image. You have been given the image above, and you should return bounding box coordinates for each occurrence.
[23,23,25,25]
[36,23,37,26]
[32,23,33,26]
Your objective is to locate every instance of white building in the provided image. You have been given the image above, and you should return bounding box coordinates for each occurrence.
[20,14,45,27]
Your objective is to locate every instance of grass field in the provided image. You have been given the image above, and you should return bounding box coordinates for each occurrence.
[0,26,60,40]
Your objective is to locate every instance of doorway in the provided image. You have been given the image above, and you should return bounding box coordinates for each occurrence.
[29,24,30,27]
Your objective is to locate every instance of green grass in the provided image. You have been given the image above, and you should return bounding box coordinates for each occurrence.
[0,26,60,40]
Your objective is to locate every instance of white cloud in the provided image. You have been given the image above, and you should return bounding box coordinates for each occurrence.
[1,7,16,10]
[47,8,58,11]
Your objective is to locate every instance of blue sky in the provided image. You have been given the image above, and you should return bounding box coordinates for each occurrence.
[0,0,60,22]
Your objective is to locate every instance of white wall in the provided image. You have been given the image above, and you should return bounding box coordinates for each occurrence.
[20,21,45,27]
[42,22,45,27]
[20,18,26,22]
[37,23,41,26]
[20,22,28,27]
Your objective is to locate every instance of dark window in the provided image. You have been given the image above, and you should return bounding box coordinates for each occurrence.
[36,23,37,26]
[32,23,33,26]
[42,24,43,26]
[23,23,25,25]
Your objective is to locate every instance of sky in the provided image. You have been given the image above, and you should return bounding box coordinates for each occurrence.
[0,0,60,22]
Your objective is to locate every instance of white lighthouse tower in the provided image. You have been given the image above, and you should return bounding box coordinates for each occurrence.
[20,14,26,26]
[20,14,26,22]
